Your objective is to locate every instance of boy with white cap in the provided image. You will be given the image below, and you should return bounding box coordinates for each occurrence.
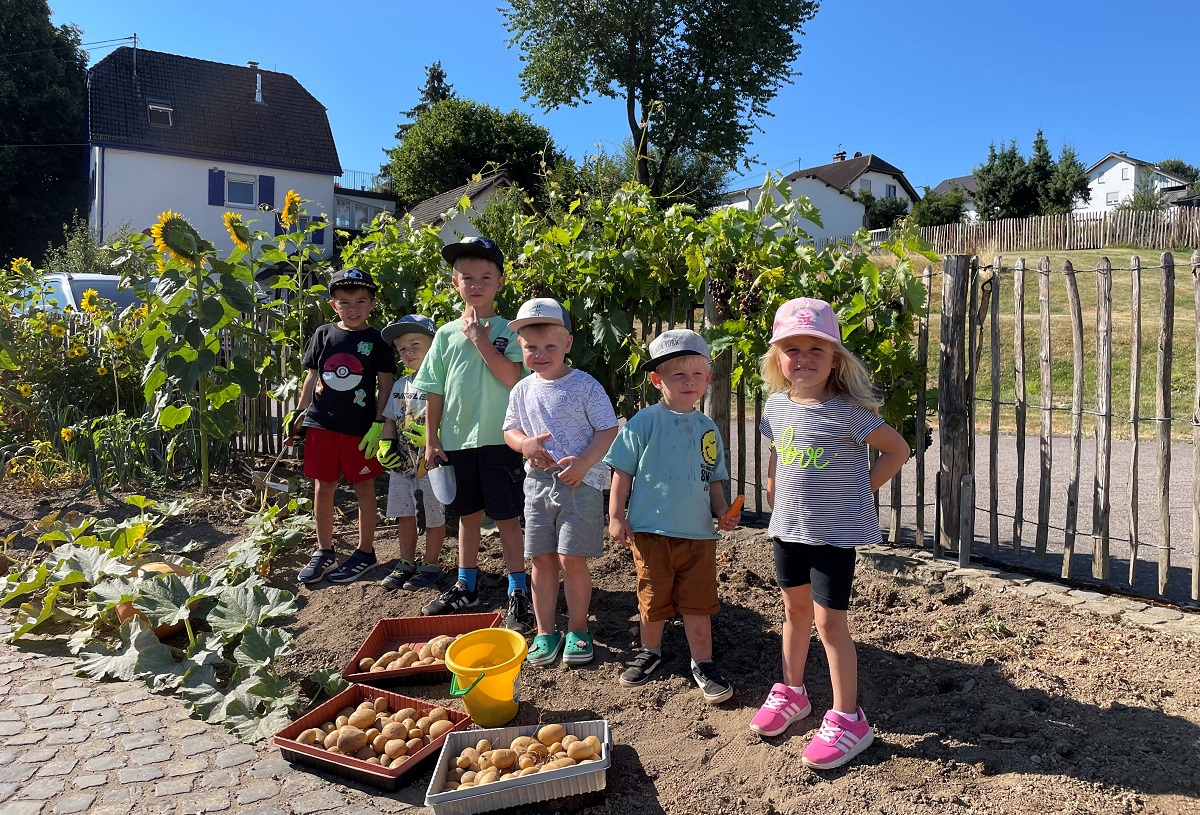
[604,329,740,703]
[503,298,619,665]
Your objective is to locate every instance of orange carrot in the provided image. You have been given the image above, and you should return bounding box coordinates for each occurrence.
[722,495,744,523]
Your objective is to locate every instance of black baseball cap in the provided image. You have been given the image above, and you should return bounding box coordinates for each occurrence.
[329,267,376,293]
[441,236,504,272]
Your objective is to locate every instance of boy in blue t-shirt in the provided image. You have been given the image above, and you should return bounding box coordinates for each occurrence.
[604,329,740,704]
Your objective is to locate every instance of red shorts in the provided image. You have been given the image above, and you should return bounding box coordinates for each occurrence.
[303,427,383,484]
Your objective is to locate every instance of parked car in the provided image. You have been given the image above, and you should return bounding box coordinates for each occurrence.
[22,272,146,314]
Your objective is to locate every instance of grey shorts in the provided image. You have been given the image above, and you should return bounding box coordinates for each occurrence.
[522,470,604,559]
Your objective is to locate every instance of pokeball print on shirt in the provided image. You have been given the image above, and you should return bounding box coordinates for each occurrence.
[322,352,363,391]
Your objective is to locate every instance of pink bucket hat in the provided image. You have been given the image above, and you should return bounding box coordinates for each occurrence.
[769,297,842,346]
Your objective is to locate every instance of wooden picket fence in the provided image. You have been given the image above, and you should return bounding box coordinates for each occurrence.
[921,209,1200,254]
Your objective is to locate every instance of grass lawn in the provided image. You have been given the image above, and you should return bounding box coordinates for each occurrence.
[909,246,1200,440]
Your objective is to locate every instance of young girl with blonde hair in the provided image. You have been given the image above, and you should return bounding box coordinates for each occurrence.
[751,297,909,769]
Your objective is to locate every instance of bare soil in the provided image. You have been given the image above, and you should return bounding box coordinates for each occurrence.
[4,484,1199,815]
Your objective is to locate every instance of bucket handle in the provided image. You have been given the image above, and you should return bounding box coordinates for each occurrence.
[449,671,486,698]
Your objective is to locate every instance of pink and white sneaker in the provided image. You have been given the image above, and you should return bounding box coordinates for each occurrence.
[749,682,812,737]
[801,707,874,769]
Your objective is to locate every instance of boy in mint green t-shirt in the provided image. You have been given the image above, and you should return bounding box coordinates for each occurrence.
[413,237,533,633]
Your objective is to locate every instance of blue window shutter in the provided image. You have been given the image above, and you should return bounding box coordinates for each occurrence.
[258,174,274,209]
[311,215,325,245]
[208,169,224,206]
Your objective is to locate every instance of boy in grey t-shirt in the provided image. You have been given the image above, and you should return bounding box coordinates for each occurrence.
[503,298,618,666]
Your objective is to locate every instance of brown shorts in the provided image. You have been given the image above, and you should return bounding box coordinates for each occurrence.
[629,532,720,621]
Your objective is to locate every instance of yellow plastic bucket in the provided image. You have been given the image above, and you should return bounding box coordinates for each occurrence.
[445,627,528,727]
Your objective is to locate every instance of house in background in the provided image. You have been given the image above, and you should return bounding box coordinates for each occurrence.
[1075,152,1191,214]
[718,151,918,243]
[87,47,341,258]
[407,172,514,242]
[333,170,398,236]
[930,174,979,222]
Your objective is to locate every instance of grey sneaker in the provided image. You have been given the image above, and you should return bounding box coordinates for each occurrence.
[691,660,734,704]
[619,649,662,687]
[381,559,417,590]
[403,563,443,591]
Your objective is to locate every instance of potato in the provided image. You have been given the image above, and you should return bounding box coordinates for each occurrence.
[476,739,492,753]
[406,737,424,753]
[338,706,356,718]
[418,657,437,665]
[500,772,516,780]
[451,767,466,781]
[384,739,407,759]
[396,652,420,669]
[526,742,549,758]
[567,741,594,761]
[358,657,375,671]
[510,736,533,752]
[427,706,449,723]
[323,730,339,749]
[489,749,517,770]
[296,728,320,746]
[477,769,499,785]
[428,720,454,739]
[337,727,368,754]
[583,735,602,755]
[549,742,565,755]
[348,708,378,730]
[561,734,579,748]
[327,745,342,755]
[416,716,434,733]
[444,781,460,791]
[376,650,401,668]
[396,708,418,722]
[518,754,537,770]
[458,781,475,789]
[545,757,577,770]
[381,722,407,741]
[537,724,566,746]
[321,722,336,734]
[371,734,389,754]
[357,700,376,710]
[429,635,453,659]
[367,757,382,766]
[400,718,417,732]
[335,715,349,728]
[355,745,375,761]
[408,727,425,741]
[380,755,393,768]
[461,770,477,784]
[519,766,540,776]
[373,697,390,714]
[457,748,479,768]
[418,641,434,660]
[364,727,380,742]
[370,663,387,672]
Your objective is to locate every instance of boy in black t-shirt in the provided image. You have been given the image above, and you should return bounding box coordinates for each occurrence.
[289,268,395,585]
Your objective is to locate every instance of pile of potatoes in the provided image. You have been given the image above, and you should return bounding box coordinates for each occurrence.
[358,634,460,673]
[441,724,603,792]
[292,697,456,768]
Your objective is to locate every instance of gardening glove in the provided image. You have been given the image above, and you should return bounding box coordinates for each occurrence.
[282,408,306,441]
[358,420,384,459]
[402,421,427,448]
[377,438,404,471]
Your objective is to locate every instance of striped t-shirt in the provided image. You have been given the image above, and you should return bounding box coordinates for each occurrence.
[759,392,884,548]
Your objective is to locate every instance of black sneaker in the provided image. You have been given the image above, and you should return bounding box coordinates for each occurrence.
[326,549,378,584]
[420,580,479,616]
[381,560,417,590]
[691,660,734,704]
[619,649,663,687]
[298,550,337,584]
[403,564,443,591]
[505,589,535,635]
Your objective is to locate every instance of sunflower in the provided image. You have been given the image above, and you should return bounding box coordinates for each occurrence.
[17,384,32,397]
[280,189,302,229]
[111,333,127,348]
[49,324,67,338]
[97,365,109,376]
[223,211,251,251]
[60,427,73,443]
[151,209,205,266]
[9,257,32,275]
[80,288,100,313]
[67,344,86,359]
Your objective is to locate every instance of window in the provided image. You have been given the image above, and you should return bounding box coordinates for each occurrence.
[1121,167,1131,180]
[1106,192,1119,205]
[148,103,173,127]
[336,199,351,228]
[859,179,871,192]
[884,184,897,199]
[226,173,256,207]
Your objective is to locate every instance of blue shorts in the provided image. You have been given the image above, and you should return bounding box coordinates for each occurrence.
[444,444,524,521]
[772,538,857,611]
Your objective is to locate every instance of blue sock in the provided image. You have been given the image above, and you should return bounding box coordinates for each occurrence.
[507,572,527,593]
[458,568,477,592]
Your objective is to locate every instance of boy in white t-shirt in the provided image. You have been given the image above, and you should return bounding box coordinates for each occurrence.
[376,315,447,591]
[503,298,619,666]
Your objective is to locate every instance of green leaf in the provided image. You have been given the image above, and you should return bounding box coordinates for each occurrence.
[0,564,50,608]
[206,383,241,409]
[185,632,227,669]
[308,668,349,698]
[53,547,131,585]
[134,639,189,690]
[233,626,294,670]
[244,671,300,710]
[223,698,294,743]
[133,574,211,628]
[178,664,228,721]
[158,404,193,431]
[199,296,225,330]
[207,583,297,641]
[75,616,160,681]
[218,277,256,314]
[86,577,139,612]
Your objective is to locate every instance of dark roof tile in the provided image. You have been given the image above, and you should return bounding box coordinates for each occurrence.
[407,172,511,225]
[787,154,920,201]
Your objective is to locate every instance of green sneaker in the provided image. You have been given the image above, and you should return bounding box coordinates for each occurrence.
[562,631,594,665]
[527,632,564,667]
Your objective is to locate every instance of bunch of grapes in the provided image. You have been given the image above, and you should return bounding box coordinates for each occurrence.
[733,264,762,316]
[707,278,732,319]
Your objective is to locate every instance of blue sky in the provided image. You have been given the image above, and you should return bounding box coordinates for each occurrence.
[50,0,1200,192]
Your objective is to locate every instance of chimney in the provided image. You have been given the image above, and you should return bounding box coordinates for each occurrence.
[833,150,847,163]
[248,61,262,103]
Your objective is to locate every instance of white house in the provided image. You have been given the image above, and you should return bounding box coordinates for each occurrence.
[930,174,979,223]
[718,152,919,243]
[87,47,341,258]
[1075,152,1191,214]
[407,172,514,242]
[332,170,398,234]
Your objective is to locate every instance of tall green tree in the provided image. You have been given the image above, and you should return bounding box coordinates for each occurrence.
[973,135,1091,219]
[383,98,562,211]
[393,61,456,143]
[0,0,88,263]
[1026,130,1054,206]
[503,0,820,197]
[1043,145,1090,213]
[910,185,966,227]
[1157,158,1199,184]
[856,191,909,230]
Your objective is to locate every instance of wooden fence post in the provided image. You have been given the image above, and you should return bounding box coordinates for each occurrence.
[1156,253,1175,595]
[989,257,1001,554]
[1193,250,1200,600]
[915,265,932,549]
[1093,257,1113,579]
[1128,256,1142,584]
[938,255,971,556]
[1035,257,1054,558]
[959,474,974,566]
[1013,258,1027,556]
[1063,260,1084,579]
[704,285,732,503]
